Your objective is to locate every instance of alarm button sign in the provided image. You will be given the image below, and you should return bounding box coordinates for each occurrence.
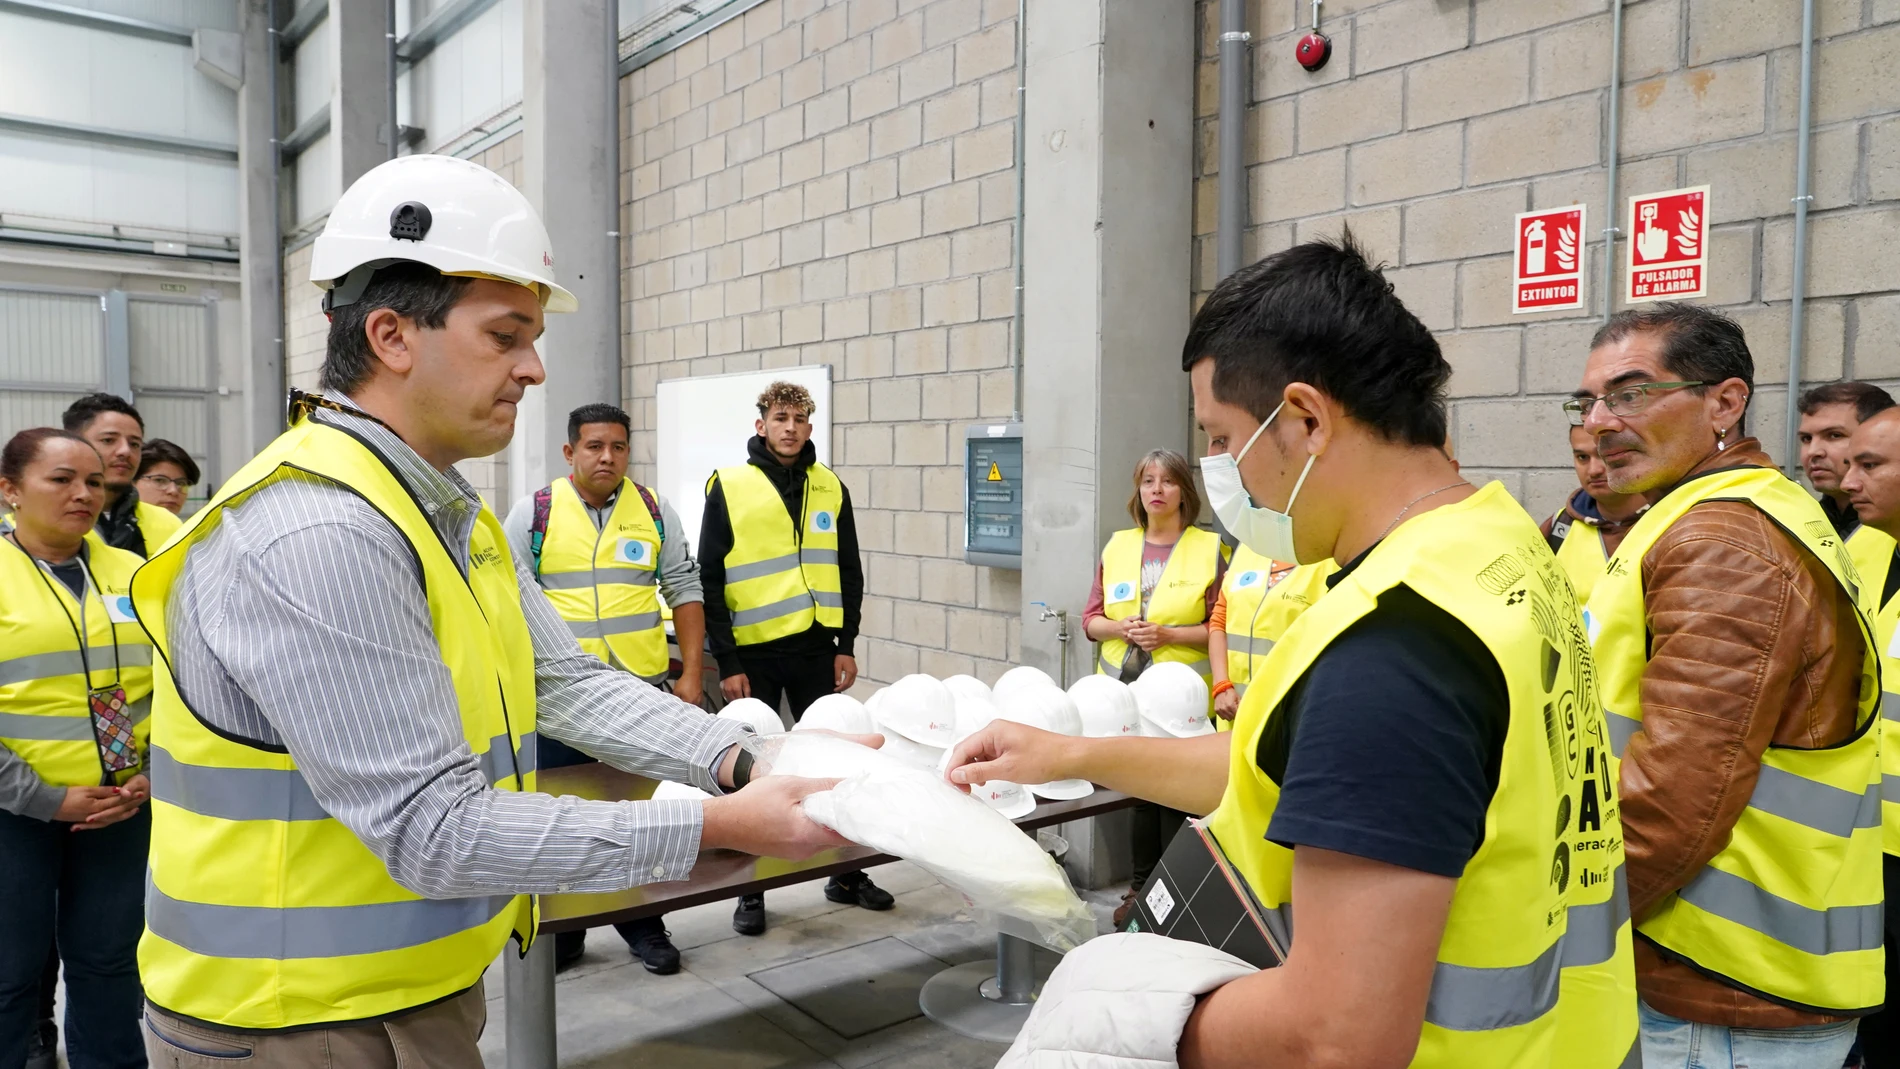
[1513,206,1586,314]
[1625,186,1710,304]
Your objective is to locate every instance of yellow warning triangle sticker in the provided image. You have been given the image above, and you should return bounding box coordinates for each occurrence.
[986,461,1003,482]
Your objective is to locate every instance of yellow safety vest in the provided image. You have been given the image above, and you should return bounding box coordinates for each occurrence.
[135,417,539,1031]
[1548,508,1610,607]
[1216,550,1338,733]
[1208,483,1638,1069]
[135,499,182,558]
[535,477,668,677]
[1850,523,1895,610]
[1097,525,1221,678]
[0,531,153,787]
[1873,580,1900,857]
[714,462,845,646]
[1585,464,1883,1014]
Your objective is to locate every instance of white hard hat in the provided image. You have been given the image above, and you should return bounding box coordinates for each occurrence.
[795,693,876,735]
[310,154,578,313]
[652,780,712,801]
[944,694,1037,819]
[873,674,957,748]
[717,697,785,736]
[994,687,1095,801]
[943,674,993,705]
[1068,675,1142,738]
[878,729,946,772]
[1129,663,1213,738]
[992,665,1057,701]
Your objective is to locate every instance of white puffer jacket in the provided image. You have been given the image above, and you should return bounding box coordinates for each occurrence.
[996,933,1256,1069]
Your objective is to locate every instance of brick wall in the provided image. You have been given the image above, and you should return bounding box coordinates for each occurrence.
[620,0,1025,691]
[1195,0,1900,519]
[280,134,524,508]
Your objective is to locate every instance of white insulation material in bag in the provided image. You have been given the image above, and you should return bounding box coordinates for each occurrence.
[755,733,1096,951]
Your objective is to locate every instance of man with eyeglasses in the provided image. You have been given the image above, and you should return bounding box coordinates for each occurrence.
[1570,302,1880,1067]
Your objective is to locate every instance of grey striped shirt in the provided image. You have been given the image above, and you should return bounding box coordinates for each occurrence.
[163,399,748,898]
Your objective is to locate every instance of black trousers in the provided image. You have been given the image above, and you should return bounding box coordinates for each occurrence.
[539,736,667,949]
[1129,802,1189,889]
[0,806,149,1069]
[734,650,836,722]
[1855,853,1900,1066]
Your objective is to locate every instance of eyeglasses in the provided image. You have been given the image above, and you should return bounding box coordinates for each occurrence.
[1562,381,1705,426]
[138,474,194,492]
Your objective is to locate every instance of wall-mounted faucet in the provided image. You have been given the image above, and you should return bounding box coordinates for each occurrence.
[1031,601,1071,689]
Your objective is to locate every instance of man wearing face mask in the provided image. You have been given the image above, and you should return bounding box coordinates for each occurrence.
[948,236,1636,1069]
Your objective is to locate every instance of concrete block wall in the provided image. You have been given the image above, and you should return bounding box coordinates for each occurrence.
[1195,0,1900,519]
[279,134,524,508]
[619,0,1026,691]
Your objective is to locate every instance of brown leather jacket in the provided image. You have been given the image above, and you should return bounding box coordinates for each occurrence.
[1621,438,1868,1027]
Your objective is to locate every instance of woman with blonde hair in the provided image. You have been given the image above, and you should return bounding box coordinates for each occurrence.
[1082,448,1224,924]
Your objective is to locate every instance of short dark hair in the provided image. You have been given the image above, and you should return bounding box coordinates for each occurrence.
[1180,233,1450,447]
[138,438,201,485]
[567,403,631,444]
[321,262,474,395]
[1799,381,1895,423]
[61,392,143,434]
[1127,449,1204,530]
[2,428,93,484]
[1591,302,1754,392]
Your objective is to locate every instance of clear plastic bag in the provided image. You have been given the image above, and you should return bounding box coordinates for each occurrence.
[749,732,1096,951]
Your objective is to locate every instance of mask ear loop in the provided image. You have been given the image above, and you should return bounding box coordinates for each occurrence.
[1283,451,1318,513]
[1235,401,1285,464]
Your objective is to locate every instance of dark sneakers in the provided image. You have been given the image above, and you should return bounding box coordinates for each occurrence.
[615,915,681,975]
[825,870,895,911]
[733,893,767,936]
[554,929,587,972]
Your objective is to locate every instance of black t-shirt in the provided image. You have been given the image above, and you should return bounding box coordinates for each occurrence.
[1257,557,1511,879]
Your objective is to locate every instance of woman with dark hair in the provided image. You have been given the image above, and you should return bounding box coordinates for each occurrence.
[0,428,153,1069]
[134,439,200,516]
[1081,448,1224,926]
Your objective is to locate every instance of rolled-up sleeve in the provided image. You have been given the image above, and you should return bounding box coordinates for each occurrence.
[195,511,723,898]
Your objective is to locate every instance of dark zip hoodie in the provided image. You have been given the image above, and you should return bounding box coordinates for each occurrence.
[697,436,862,677]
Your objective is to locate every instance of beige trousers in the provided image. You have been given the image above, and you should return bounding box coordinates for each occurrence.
[142,980,487,1068]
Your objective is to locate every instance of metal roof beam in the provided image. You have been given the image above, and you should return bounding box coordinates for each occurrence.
[280,107,331,159]
[278,0,326,54]
[397,0,499,67]
[0,112,239,162]
[0,0,193,46]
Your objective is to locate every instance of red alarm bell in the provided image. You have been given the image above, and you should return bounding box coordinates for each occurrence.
[1295,32,1331,71]
[1296,0,1331,72]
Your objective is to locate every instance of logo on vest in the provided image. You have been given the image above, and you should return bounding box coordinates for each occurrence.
[617,538,653,565]
[810,510,834,534]
[1108,581,1135,604]
[106,595,138,624]
[1235,569,1262,588]
[470,547,503,569]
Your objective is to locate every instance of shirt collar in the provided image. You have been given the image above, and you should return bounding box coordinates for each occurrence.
[312,395,482,522]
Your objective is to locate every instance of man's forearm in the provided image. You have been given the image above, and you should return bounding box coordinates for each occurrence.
[1061,733,1231,815]
[674,601,706,684]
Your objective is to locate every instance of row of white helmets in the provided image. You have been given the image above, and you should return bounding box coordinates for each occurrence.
[704,662,1214,820]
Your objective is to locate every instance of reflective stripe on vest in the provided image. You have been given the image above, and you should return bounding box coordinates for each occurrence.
[534,477,668,676]
[1096,526,1221,681]
[716,462,845,646]
[1585,464,1884,1013]
[1220,553,1339,691]
[0,532,154,787]
[134,417,540,1031]
[1207,483,1638,1068]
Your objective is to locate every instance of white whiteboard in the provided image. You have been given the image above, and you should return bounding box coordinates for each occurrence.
[656,366,832,553]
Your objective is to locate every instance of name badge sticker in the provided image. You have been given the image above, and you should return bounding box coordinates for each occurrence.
[810,510,835,534]
[1235,569,1263,589]
[1107,580,1137,607]
[617,538,655,566]
[105,594,138,624]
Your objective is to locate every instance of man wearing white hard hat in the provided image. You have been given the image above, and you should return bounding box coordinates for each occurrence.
[134,156,848,1065]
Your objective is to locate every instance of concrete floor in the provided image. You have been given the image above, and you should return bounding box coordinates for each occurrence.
[479,861,1122,1069]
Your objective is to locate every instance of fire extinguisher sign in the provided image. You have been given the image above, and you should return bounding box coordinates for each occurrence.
[1625,185,1710,304]
[1513,206,1587,314]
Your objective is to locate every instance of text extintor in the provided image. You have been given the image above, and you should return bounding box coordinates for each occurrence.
[1513,206,1586,314]
[1625,185,1710,304]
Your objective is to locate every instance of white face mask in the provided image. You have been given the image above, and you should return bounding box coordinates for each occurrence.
[1199,400,1317,564]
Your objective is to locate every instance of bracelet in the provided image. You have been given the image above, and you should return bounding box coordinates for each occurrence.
[731,749,754,789]
[1210,680,1236,698]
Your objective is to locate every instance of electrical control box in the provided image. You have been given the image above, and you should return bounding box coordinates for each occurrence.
[964,422,1024,569]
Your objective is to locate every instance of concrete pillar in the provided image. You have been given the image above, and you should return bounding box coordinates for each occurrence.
[512,0,622,502]
[236,0,283,454]
[329,0,391,189]
[1019,0,1194,888]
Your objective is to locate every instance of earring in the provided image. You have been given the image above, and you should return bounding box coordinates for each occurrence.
[1716,426,1728,451]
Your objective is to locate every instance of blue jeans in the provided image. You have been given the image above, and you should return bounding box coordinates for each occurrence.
[0,806,149,1069]
[1640,1000,1858,1069]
